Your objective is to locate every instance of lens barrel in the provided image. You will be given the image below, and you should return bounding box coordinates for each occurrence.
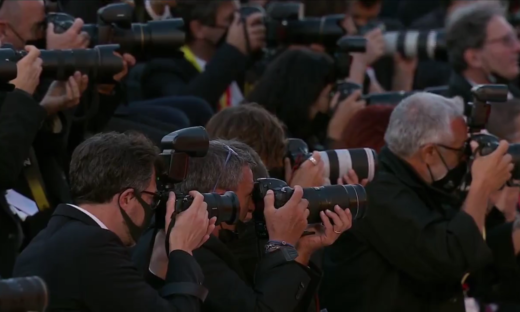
[175,192,239,225]
[384,30,446,61]
[320,148,378,183]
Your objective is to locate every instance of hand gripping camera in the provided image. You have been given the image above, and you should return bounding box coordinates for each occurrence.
[155,127,240,231]
[251,178,367,238]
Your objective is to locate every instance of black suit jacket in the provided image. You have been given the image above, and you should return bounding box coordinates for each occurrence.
[141,43,248,111]
[0,88,46,278]
[13,204,206,312]
[134,229,321,312]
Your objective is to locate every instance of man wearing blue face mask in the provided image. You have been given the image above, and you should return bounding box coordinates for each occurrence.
[13,132,216,312]
[320,92,520,312]
[141,0,266,111]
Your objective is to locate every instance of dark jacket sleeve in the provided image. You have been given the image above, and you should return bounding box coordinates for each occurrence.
[195,246,320,312]
[142,43,248,110]
[361,175,493,284]
[0,90,46,190]
[82,230,204,312]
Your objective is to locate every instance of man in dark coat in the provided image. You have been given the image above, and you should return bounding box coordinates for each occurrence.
[320,92,520,312]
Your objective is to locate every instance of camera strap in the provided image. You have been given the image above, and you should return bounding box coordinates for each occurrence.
[180,46,232,110]
[22,148,51,211]
[163,210,178,256]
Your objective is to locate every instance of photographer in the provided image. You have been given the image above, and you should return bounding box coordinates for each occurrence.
[446,2,520,102]
[206,103,326,187]
[133,139,352,312]
[320,92,520,312]
[247,49,365,150]
[141,0,266,110]
[13,132,215,311]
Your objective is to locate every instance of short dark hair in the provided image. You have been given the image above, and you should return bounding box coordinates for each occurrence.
[173,140,257,194]
[175,0,228,41]
[486,99,520,141]
[69,132,159,205]
[246,49,335,141]
[206,103,286,170]
[446,2,505,72]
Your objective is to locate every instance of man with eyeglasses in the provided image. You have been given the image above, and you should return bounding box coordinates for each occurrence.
[132,139,353,312]
[13,132,216,312]
[320,92,520,312]
[446,1,520,103]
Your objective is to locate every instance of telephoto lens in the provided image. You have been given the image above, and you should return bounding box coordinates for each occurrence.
[383,29,446,61]
[252,178,367,224]
[320,148,378,183]
[175,192,240,225]
[0,44,124,84]
[0,276,48,312]
[286,139,378,183]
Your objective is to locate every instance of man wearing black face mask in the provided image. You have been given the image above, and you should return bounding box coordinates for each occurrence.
[141,0,266,111]
[133,140,351,312]
[320,92,520,312]
[13,132,216,312]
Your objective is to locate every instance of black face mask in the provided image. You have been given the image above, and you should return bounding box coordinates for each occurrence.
[118,191,154,244]
[428,149,468,193]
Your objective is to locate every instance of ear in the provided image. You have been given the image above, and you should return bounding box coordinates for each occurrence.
[118,188,136,210]
[190,20,206,40]
[419,144,437,165]
[464,48,483,69]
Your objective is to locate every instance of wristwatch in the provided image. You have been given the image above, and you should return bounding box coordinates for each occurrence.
[264,241,298,261]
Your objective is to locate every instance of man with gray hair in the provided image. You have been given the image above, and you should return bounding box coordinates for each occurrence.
[320,92,520,312]
[134,139,352,312]
[446,1,520,105]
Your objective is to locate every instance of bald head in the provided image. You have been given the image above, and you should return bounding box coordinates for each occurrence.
[0,0,45,49]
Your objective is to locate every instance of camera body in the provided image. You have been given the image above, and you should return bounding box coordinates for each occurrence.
[464,84,520,180]
[156,127,240,228]
[286,138,378,184]
[251,178,367,238]
[47,3,185,60]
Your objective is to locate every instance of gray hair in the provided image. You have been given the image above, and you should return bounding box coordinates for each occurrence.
[384,93,465,158]
[446,1,506,72]
[174,139,257,194]
[226,140,269,180]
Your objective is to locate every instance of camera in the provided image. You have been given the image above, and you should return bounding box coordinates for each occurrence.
[0,276,48,312]
[463,84,520,180]
[0,44,123,83]
[47,3,185,60]
[156,127,240,227]
[286,138,378,184]
[251,178,367,238]
[333,36,367,101]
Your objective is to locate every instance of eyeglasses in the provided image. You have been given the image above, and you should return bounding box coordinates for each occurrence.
[212,145,238,192]
[137,190,161,210]
[437,142,468,158]
[486,32,520,48]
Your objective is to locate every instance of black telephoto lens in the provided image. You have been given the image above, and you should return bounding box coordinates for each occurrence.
[113,19,185,59]
[175,192,239,225]
[0,44,124,83]
[0,276,48,312]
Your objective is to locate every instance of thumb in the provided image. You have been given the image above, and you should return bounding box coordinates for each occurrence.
[470,141,480,156]
[47,23,54,36]
[263,190,275,215]
[284,157,292,183]
[165,192,176,229]
[68,18,84,34]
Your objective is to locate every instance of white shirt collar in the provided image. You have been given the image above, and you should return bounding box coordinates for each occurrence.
[145,0,172,21]
[67,204,108,229]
